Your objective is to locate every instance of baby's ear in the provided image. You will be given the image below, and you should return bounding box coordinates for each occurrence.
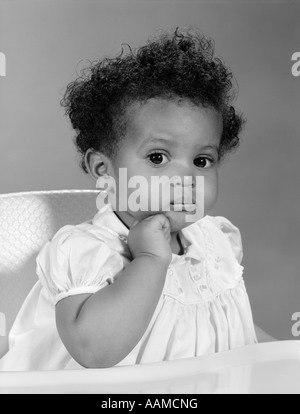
[84,150,112,181]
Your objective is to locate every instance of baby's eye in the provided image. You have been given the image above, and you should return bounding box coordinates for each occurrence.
[194,157,214,169]
[147,152,168,166]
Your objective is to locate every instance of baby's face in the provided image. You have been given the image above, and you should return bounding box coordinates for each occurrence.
[111,98,222,232]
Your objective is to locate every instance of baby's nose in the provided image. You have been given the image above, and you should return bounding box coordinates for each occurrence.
[169,175,196,189]
[170,163,197,186]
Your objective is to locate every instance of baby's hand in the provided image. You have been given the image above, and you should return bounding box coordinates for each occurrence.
[128,214,172,265]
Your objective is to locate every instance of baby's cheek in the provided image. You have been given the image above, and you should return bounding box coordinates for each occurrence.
[204,177,218,213]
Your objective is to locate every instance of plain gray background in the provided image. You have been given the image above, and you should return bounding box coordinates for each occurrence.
[0,0,299,340]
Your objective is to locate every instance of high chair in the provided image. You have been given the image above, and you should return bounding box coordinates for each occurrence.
[0,191,300,393]
[0,190,98,359]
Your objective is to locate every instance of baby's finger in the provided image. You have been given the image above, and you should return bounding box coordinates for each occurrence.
[152,214,171,231]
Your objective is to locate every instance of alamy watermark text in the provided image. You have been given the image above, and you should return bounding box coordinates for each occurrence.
[0,312,6,337]
[291,52,300,77]
[96,170,205,223]
[292,312,300,338]
[0,52,6,77]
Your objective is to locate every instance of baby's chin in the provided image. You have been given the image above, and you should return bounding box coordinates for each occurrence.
[135,210,200,232]
[128,209,203,232]
[163,211,199,232]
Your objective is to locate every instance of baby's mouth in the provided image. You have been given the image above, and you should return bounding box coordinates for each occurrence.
[169,202,196,212]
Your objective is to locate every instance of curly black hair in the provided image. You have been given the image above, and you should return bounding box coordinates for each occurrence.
[61,29,245,173]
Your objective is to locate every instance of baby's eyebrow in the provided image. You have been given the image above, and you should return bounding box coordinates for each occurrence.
[199,145,219,152]
[138,137,174,150]
[138,139,219,153]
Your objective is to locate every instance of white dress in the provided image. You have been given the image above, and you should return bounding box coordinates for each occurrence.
[0,204,257,371]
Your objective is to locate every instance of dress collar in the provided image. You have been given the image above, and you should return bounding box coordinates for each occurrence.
[179,219,206,262]
[92,204,129,242]
[92,203,206,262]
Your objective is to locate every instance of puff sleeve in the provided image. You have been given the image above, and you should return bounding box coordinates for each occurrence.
[207,216,244,264]
[36,225,123,305]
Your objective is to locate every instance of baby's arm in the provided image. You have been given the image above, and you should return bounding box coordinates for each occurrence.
[55,214,172,368]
